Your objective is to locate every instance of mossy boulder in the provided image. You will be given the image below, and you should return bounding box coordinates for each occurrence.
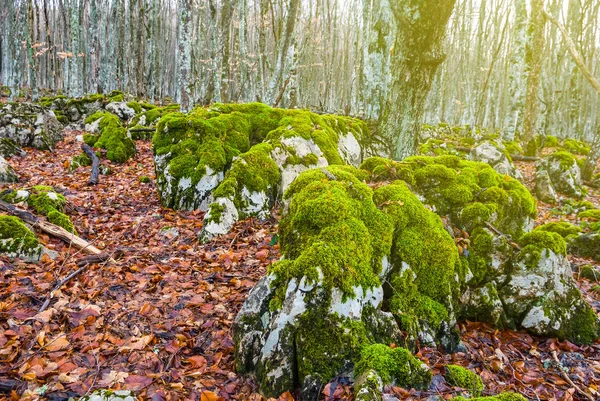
[534,169,558,204]
[151,103,382,241]
[1,186,77,234]
[0,215,45,261]
[85,112,136,163]
[234,158,598,399]
[538,151,583,198]
[568,233,600,262]
[0,103,63,153]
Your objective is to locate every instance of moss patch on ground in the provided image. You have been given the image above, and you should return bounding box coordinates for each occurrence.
[354,344,431,388]
[445,364,484,396]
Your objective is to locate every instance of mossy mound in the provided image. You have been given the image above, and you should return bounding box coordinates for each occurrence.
[0,215,44,261]
[361,155,536,238]
[535,221,581,238]
[234,152,599,400]
[538,151,583,198]
[153,103,378,240]
[85,112,136,163]
[561,138,590,155]
[355,344,431,388]
[1,186,77,234]
[445,365,484,396]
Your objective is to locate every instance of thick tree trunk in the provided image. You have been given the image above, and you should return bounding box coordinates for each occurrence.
[522,0,545,156]
[380,1,456,160]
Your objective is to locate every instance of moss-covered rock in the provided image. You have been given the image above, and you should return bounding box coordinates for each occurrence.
[153,103,382,241]
[445,365,484,396]
[355,344,431,388]
[535,221,581,238]
[469,141,522,180]
[2,186,77,234]
[562,138,590,155]
[234,155,599,400]
[538,151,583,198]
[0,215,45,261]
[85,112,136,163]
[498,232,598,343]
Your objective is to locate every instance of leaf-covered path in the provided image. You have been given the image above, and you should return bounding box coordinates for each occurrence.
[0,130,599,400]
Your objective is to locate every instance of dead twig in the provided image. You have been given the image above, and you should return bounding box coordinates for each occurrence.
[551,351,595,401]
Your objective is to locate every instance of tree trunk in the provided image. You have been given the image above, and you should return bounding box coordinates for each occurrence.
[522,0,545,156]
[380,1,456,160]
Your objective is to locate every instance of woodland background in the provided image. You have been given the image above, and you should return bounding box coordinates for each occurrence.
[1,0,600,140]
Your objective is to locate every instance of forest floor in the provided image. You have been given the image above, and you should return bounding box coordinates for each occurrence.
[0,130,599,401]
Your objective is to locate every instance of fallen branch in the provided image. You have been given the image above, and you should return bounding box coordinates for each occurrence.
[81,143,100,185]
[39,251,114,313]
[551,351,595,401]
[0,199,103,255]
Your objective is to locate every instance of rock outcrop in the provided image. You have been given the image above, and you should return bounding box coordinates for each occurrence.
[151,103,386,241]
[0,102,63,154]
[233,157,599,400]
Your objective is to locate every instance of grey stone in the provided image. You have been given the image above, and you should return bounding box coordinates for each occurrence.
[534,169,558,204]
[0,103,63,151]
[0,156,18,183]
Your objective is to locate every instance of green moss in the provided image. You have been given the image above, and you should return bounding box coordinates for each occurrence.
[548,150,578,169]
[544,135,559,147]
[578,209,600,221]
[361,156,536,239]
[0,215,41,256]
[205,202,226,224]
[88,112,136,163]
[518,231,567,268]
[502,141,523,156]
[452,393,527,401]
[579,265,599,282]
[83,133,100,147]
[294,310,372,389]
[270,166,392,310]
[139,176,151,183]
[445,365,484,396]
[47,210,77,233]
[213,143,280,208]
[354,344,431,388]
[388,269,449,337]
[373,181,460,306]
[535,221,581,238]
[562,138,590,155]
[126,101,142,114]
[71,152,92,170]
[29,186,66,215]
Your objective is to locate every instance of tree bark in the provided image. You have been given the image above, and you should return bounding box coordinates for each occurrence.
[380,1,457,160]
[522,0,545,156]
